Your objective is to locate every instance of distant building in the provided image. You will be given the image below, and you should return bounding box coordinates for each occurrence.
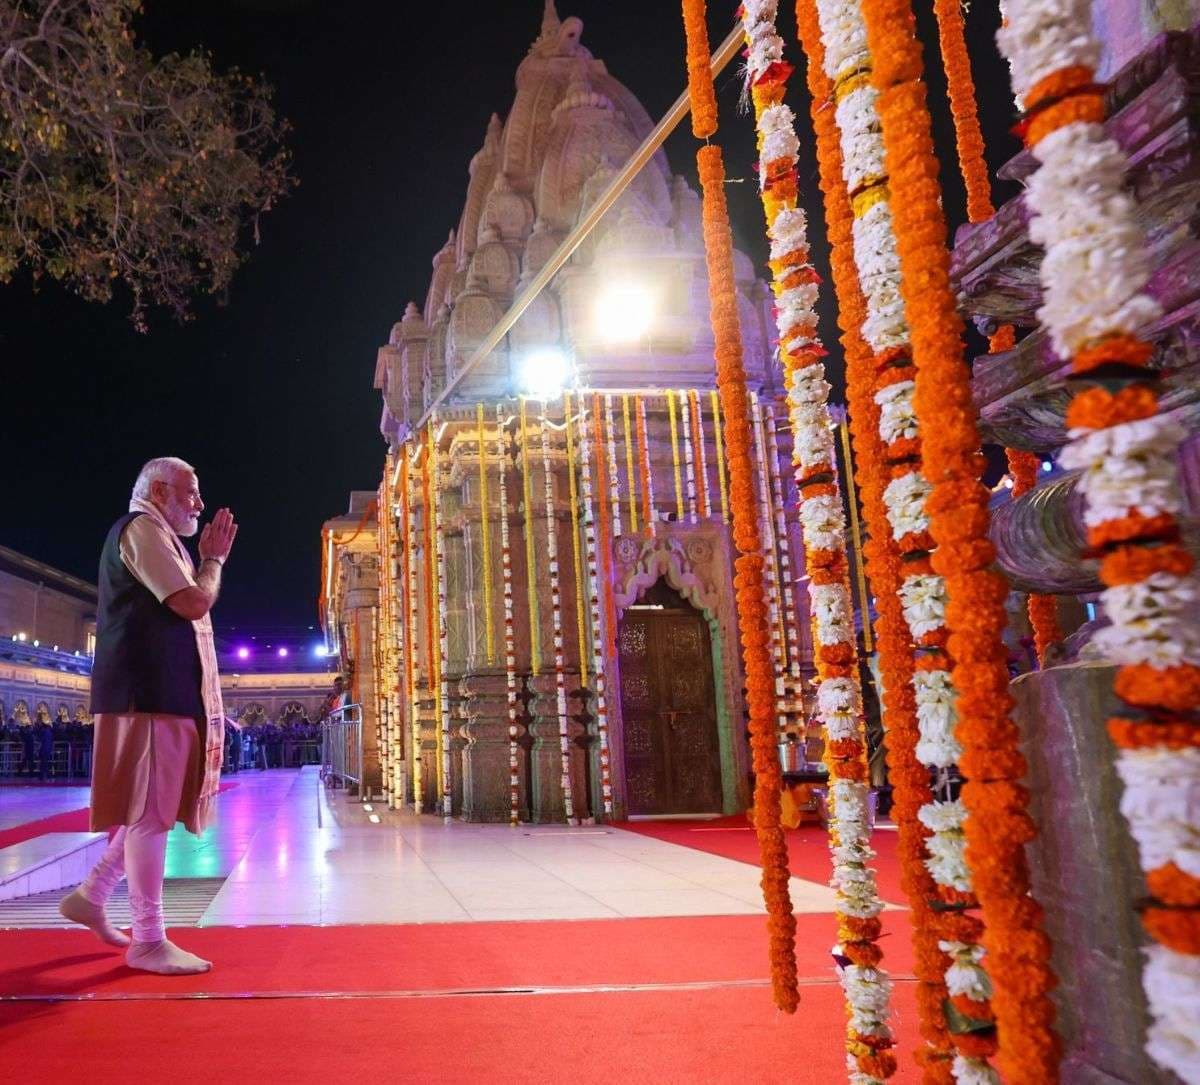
[0,543,336,727]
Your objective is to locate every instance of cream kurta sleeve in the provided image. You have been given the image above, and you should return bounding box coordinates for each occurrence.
[118,515,196,602]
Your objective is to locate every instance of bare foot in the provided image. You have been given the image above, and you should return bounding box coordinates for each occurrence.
[58,888,130,948]
[126,939,212,975]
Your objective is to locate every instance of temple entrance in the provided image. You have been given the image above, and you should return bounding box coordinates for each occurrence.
[617,579,722,815]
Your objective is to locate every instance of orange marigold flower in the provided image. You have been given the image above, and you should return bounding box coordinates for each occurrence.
[1115,663,1200,712]
[1101,543,1194,586]
[1141,906,1200,955]
[1146,863,1200,908]
[1066,383,1159,430]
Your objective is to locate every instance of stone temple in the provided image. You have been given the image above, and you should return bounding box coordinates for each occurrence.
[322,4,813,825]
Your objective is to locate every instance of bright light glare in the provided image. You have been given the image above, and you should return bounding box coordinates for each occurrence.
[277,647,289,658]
[517,348,571,399]
[236,646,251,660]
[313,644,329,657]
[594,283,654,344]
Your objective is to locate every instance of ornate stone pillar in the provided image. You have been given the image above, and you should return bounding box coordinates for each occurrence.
[342,552,382,795]
[1011,662,1175,1084]
[459,672,526,821]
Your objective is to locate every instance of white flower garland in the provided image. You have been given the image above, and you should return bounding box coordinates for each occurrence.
[996,1,1200,1076]
[742,1,895,1064]
[431,429,452,821]
[496,405,521,825]
[898,573,948,639]
[575,396,614,816]
[760,103,801,172]
[875,379,917,446]
[681,389,698,523]
[939,940,993,1002]
[1114,746,1200,884]
[882,471,932,539]
[816,0,870,82]
[541,413,576,823]
[798,492,847,552]
[817,0,996,1075]
[604,394,622,538]
[1142,944,1200,1082]
[850,198,908,353]
[1059,414,1186,527]
[920,801,972,891]
[810,582,855,646]
[405,458,423,815]
[913,668,961,769]
[835,83,885,191]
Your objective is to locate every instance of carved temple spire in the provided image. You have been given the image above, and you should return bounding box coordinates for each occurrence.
[540,0,560,39]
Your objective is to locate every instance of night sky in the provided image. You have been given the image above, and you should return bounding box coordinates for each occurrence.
[0,0,1019,631]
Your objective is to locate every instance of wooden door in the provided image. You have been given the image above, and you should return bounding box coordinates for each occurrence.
[618,584,722,815]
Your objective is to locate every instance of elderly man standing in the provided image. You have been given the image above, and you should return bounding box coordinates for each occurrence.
[59,457,236,975]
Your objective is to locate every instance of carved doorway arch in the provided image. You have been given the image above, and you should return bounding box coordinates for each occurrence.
[609,526,747,817]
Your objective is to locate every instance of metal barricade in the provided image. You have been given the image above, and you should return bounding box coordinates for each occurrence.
[320,704,366,798]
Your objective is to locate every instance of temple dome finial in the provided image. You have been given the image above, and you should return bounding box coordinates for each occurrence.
[541,0,560,38]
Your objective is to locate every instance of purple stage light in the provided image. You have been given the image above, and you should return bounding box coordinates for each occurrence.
[236,646,250,660]
[277,647,289,658]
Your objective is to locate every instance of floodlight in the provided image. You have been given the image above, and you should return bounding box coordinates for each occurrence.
[594,282,654,344]
[517,348,571,400]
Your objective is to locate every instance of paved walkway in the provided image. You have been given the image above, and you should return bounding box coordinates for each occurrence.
[4,769,847,927]
[198,768,842,926]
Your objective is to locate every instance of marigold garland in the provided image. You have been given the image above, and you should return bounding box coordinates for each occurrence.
[743,1,899,1063]
[795,0,955,1076]
[666,388,685,522]
[635,394,656,535]
[404,447,423,814]
[476,403,496,665]
[429,420,452,821]
[683,0,797,1011]
[752,391,788,734]
[582,393,615,816]
[689,389,711,519]
[681,388,699,523]
[540,408,576,823]
[622,394,640,534]
[519,399,542,676]
[858,0,1061,1078]
[564,391,590,691]
[930,0,1061,666]
[495,405,521,825]
[711,388,730,523]
[997,1,1200,1076]
[604,394,623,539]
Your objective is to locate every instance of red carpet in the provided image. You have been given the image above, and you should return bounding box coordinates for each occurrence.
[616,816,906,905]
[0,985,920,1083]
[0,913,915,997]
[0,917,921,1083]
[0,782,239,849]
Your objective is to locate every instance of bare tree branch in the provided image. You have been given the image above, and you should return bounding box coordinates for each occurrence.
[0,0,294,329]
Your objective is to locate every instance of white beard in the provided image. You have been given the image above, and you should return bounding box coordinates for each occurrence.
[164,495,200,537]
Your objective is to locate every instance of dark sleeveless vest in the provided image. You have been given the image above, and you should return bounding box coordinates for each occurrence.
[89,511,205,720]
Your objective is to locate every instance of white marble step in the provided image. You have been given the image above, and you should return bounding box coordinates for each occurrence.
[0,832,108,902]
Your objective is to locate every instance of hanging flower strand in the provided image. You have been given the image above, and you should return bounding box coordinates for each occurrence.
[855,0,1064,1077]
[496,405,521,826]
[682,0,798,1014]
[795,0,957,1077]
[929,0,1061,665]
[741,0,897,1074]
[997,1,1199,1078]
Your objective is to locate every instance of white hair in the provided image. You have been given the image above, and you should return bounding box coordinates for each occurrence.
[132,456,195,502]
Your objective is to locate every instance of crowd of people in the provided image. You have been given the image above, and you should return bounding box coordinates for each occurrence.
[224,717,323,771]
[0,711,332,779]
[0,711,94,780]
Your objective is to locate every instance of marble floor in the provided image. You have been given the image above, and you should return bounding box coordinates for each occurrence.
[0,783,92,829]
[4,769,851,927]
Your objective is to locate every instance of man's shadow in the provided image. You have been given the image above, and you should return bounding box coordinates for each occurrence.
[0,949,134,1033]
